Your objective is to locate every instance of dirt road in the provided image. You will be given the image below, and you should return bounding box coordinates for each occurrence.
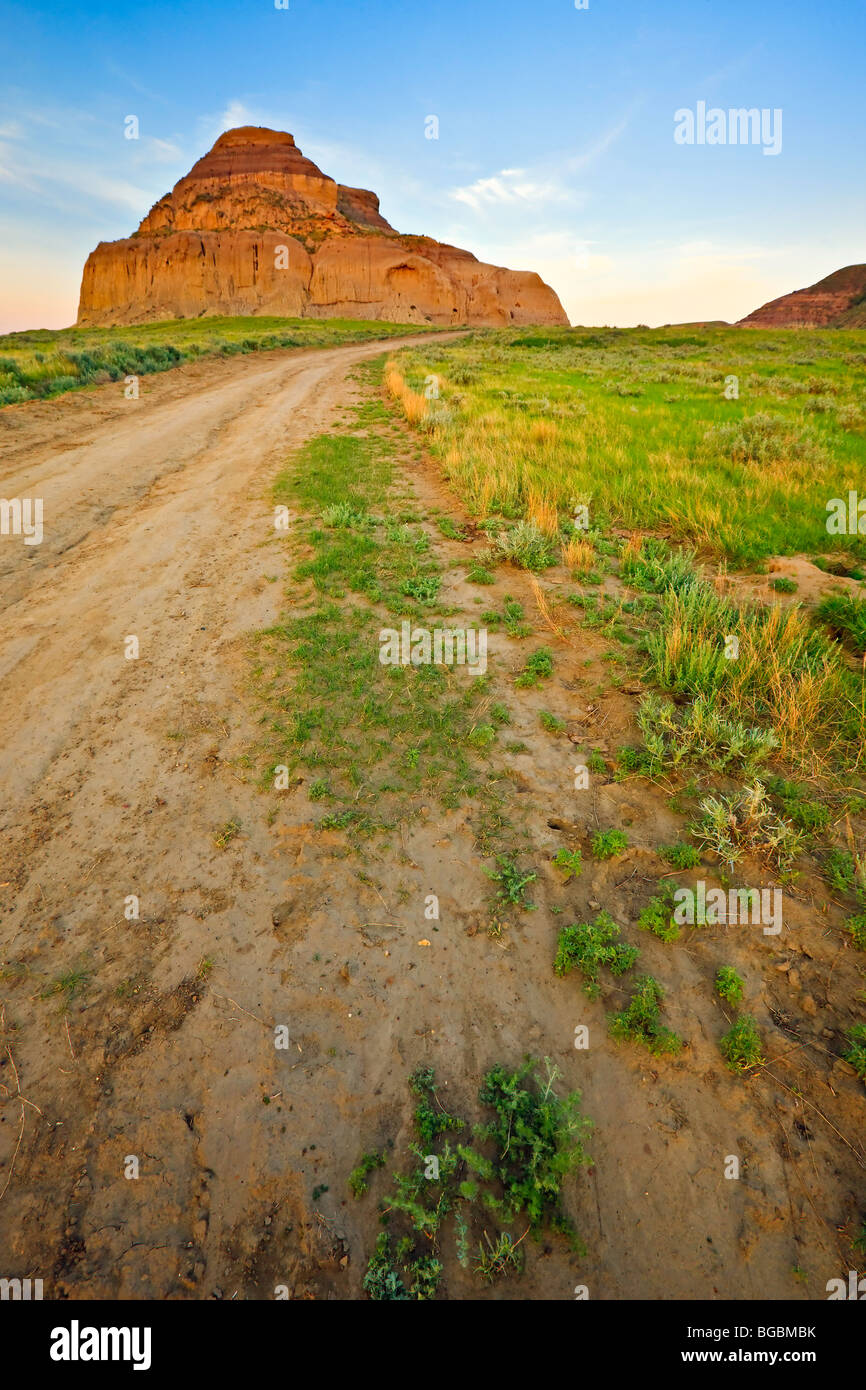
[0,336,456,1298]
[0,339,862,1301]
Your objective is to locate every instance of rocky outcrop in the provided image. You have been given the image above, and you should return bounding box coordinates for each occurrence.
[77,126,569,328]
[738,264,866,328]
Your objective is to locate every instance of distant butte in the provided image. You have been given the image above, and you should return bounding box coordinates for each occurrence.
[738,264,866,328]
[77,126,569,328]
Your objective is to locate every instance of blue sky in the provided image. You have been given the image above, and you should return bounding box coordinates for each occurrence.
[0,0,863,331]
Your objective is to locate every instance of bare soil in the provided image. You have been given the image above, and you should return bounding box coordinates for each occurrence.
[0,341,863,1300]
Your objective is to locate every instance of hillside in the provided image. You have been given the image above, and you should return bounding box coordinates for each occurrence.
[738,263,866,327]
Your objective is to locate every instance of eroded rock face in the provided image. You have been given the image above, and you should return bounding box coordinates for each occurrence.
[738,264,866,328]
[77,126,569,327]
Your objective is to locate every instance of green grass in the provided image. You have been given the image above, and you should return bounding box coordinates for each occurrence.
[0,315,437,406]
[474,1230,524,1283]
[251,372,503,840]
[763,776,832,833]
[816,591,866,654]
[539,710,566,734]
[387,326,866,568]
[40,966,91,1009]
[642,571,863,768]
[845,913,866,951]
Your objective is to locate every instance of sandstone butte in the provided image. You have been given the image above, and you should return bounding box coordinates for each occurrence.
[77,126,569,329]
[737,263,866,328]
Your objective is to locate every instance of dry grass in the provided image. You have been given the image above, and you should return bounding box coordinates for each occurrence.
[526,488,561,537]
[384,362,429,426]
[562,535,596,572]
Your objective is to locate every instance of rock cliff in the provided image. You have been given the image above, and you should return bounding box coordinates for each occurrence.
[77,127,569,328]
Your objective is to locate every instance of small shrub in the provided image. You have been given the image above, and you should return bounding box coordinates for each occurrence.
[844,1024,866,1080]
[459,1058,592,1246]
[552,847,583,882]
[401,573,441,603]
[608,976,683,1055]
[320,501,372,528]
[515,647,554,688]
[502,596,532,637]
[715,966,745,1006]
[474,1230,525,1284]
[493,520,558,571]
[620,535,698,596]
[845,913,866,951]
[693,783,804,870]
[486,855,537,910]
[770,577,798,594]
[703,412,824,468]
[659,842,701,869]
[467,562,495,584]
[591,828,629,860]
[637,883,681,943]
[720,1015,764,1073]
[409,1066,463,1150]
[635,692,778,777]
[554,913,638,997]
[349,1150,387,1198]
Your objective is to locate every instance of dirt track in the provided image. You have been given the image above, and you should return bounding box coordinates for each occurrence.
[0,337,455,1297]
[1,340,863,1301]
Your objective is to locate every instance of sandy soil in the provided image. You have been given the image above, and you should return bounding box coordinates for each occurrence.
[0,343,863,1301]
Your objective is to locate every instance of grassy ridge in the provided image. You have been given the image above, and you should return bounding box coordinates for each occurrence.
[388,325,866,567]
[0,315,439,407]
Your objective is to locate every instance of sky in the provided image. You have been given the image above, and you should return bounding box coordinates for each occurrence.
[0,0,863,332]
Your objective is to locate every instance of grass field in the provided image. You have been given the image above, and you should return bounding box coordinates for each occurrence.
[387,325,866,568]
[386,327,866,786]
[0,314,439,407]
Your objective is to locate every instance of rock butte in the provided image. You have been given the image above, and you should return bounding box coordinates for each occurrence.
[77,126,569,328]
[738,264,866,328]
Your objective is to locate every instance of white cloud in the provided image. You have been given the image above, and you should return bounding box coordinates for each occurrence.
[450,168,576,212]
